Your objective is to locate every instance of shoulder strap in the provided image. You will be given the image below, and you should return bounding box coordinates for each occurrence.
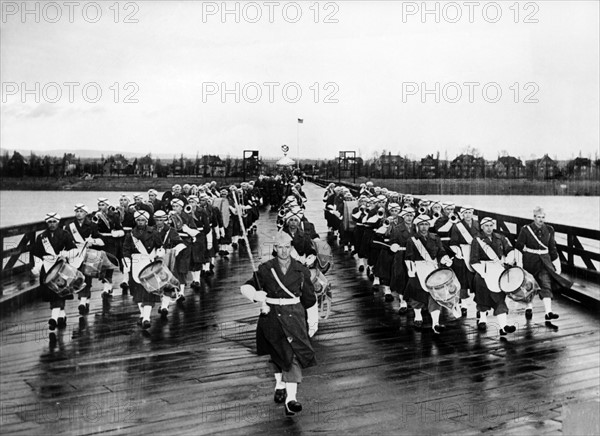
[411,237,433,262]
[526,225,549,250]
[69,222,85,245]
[455,221,474,244]
[476,237,500,262]
[41,236,57,256]
[270,268,297,298]
[131,235,149,256]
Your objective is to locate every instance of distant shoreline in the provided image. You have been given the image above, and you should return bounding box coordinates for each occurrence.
[0,176,245,192]
[312,177,600,196]
[0,176,598,196]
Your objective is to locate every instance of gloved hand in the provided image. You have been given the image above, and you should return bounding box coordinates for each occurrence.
[255,290,267,303]
[552,258,562,275]
[111,230,125,238]
[156,248,166,258]
[440,255,452,267]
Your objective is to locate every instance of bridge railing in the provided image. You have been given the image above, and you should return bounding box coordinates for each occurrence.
[309,177,600,285]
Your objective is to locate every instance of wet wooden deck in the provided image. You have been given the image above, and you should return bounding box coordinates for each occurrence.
[1,183,599,435]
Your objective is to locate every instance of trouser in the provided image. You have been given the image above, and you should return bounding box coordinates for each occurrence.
[269,356,303,383]
[535,269,553,299]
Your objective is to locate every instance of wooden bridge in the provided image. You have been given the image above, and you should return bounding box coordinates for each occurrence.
[1,183,599,435]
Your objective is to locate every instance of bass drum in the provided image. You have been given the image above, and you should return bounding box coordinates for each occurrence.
[499,266,539,302]
[138,260,180,296]
[425,268,460,310]
[45,259,86,298]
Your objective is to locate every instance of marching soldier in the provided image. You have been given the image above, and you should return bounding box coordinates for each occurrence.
[470,217,517,335]
[392,207,415,313]
[515,206,572,327]
[404,215,453,333]
[373,202,402,302]
[31,213,78,338]
[66,203,105,315]
[94,198,125,298]
[122,210,163,329]
[240,231,318,416]
[148,189,163,213]
[153,210,187,318]
[449,205,480,317]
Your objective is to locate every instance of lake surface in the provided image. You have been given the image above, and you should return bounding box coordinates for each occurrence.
[1,190,598,230]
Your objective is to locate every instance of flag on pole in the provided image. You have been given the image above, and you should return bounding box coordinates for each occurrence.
[297,118,304,124]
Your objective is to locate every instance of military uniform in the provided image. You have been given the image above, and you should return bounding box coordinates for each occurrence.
[404,232,446,308]
[515,222,572,298]
[32,228,77,307]
[470,232,513,315]
[122,225,163,305]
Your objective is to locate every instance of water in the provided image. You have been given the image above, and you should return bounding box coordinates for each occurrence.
[2,190,598,230]
[0,191,157,227]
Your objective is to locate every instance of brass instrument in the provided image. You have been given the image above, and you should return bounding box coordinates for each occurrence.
[184,204,193,214]
[433,212,441,219]
[418,206,427,214]
[449,213,460,223]
[169,211,184,231]
[377,207,385,218]
[359,206,366,213]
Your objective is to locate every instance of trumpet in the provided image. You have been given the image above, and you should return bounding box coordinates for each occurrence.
[433,212,441,219]
[377,208,385,218]
[449,213,460,223]
[184,204,193,214]
[359,205,366,213]
[418,206,427,214]
[108,205,117,213]
[91,213,100,224]
[384,217,396,226]
[278,208,288,219]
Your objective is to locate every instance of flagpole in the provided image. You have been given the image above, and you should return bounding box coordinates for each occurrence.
[296,119,300,170]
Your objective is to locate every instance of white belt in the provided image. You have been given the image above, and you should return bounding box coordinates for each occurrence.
[440,237,450,241]
[266,297,300,305]
[523,247,549,255]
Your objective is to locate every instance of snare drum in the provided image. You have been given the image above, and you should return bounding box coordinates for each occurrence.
[499,266,539,302]
[80,249,106,277]
[138,260,180,296]
[425,268,460,309]
[45,259,86,298]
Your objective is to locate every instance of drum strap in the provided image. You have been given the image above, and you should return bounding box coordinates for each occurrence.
[456,222,474,244]
[69,222,86,245]
[162,229,172,245]
[132,236,149,256]
[526,225,549,250]
[42,237,57,257]
[411,237,433,262]
[97,212,111,230]
[270,268,298,299]
[476,237,500,262]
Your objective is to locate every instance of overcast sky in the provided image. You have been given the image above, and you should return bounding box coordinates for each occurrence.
[1,1,598,161]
